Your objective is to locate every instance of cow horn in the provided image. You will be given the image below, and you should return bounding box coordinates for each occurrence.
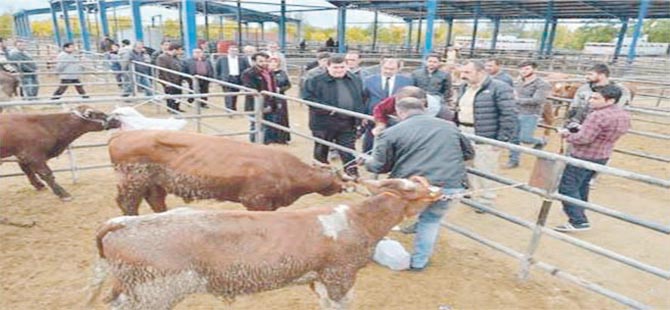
[312,159,329,168]
[336,169,356,182]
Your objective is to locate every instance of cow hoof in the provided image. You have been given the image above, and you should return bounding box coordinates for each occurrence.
[60,196,73,202]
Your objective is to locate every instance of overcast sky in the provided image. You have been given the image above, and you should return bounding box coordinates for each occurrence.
[1,0,406,28]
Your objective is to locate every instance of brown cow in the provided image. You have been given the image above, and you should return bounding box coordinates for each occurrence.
[0,106,121,200]
[0,71,19,113]
[108,130,355,215]
[86,176,444,310]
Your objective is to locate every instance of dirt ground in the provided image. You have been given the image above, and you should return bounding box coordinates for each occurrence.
[1,79,669,310]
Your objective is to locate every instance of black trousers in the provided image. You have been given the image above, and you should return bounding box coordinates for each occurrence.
[51,79,87,99]
[312,129,358,176]
[164,85,182,111]
[189,80,210,104]
[223,76,241,110]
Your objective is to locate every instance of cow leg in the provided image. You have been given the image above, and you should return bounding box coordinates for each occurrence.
[116,184,144,216]
[18,162,46,191]
[30,159,71,201]
[144,185,168,213]
[312,268,356,310]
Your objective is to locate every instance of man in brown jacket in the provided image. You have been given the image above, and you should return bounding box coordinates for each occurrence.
[156,43,184,113]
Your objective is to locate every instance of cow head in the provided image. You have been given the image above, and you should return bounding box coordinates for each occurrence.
[72,105,122,130]
[311,160,357,195]
[361,176,444,218]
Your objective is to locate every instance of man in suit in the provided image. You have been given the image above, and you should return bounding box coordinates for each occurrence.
[362,57,413,153]
[184,48,215,108]
[215,44,249,110]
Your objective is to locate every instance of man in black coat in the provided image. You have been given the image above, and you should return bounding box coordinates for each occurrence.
[183,48,215,108]
[302,55,365,177]
[215,44,250,110]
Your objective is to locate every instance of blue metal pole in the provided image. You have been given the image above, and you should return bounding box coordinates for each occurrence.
[76,0,91,51]
[24,14,33,38]
[279,0,286,52]
[130,0,143,42]
[236,0,242,45]
[61,0,74,43]
[182,0,197,55]
[415,18,422,52]
[470,1,480,57]
[13,15,21,37]
[445,18,453,48]
[491,18,500,50]
[371,10,378,52]
[613,18,629,63]
[546,18,557,56]
[98,0,110,37]
[404,19,413,50]
[627,0,650,64]
[538,1,553,57]
[50,2,62,46]
[423,0,437,57]
[337,4,346,53]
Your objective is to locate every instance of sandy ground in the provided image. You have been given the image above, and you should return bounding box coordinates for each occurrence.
[1,79,669,310]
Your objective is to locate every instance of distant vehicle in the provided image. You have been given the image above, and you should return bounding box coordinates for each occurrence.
[454,35,537,51]
[583,36,669,56]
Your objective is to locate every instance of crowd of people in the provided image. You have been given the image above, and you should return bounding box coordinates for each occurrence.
[0,36,633,270]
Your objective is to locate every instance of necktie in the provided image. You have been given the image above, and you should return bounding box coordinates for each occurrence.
[383,77,391,97]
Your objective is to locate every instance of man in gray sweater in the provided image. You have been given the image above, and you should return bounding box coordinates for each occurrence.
[506,61,551,168]
[9,40,38,99]
[51,42,88,100]
[364,97,473,271]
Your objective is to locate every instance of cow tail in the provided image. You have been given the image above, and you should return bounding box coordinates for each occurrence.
[85,257,110,307]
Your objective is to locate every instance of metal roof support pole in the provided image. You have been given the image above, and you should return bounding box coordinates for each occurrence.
[260,22,265,41]
[76,0,91,51]
[404,19,413,50]
[445,18,453,48]
[279,0,287,53]
[612,18,629,63]
[423,0,437,57]
[470,1,480,58]
[296,21,302,43]
[50,2,62,46]
[491,18,500,50]
[337,4,346,53]
[13,15,20,37]
[130,0,143,42]
[545,18,557,56]
[415,18,423,53]
[371,10,378,52]
[244,23,250,45]
[98,0,109,37]
[61,0,74,43]
[204,1,210,42]
[627,0,649,65]
[218,15,224,40]
[236,0,242,45]
[181,0,197,55]
[178,2,184,43]
[538,1,553,58]
[24,14,32,37]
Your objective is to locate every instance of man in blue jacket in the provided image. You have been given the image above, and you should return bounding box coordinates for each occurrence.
[362,57,413,153]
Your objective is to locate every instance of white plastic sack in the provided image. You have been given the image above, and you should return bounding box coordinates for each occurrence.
[112,107,187,131]
[373,238,411,271]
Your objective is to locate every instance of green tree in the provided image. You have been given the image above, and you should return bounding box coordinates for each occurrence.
[644,19,670,43]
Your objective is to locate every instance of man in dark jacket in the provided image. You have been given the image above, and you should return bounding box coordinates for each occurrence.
[412,53,452,105]
[156,43,184,113]
[183,48,215,108]
[241,52,278,143]
[215,44,249,110]
[364,97,472,270]
[303,55,365,177]
[457,60,517,207]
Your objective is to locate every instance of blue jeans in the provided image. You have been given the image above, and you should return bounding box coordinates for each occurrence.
[557,157,608,225]
[509,114,543,164]
[20,74,39,98]
[411,187,464,269]
[136,75,153,96]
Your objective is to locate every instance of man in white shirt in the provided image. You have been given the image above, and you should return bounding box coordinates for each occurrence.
[215,44,250,110]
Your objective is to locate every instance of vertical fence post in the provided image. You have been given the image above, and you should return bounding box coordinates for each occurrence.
[519,199,553,279]
[129,62,137,97]
[193,76,202,133]
[254,94,264,144]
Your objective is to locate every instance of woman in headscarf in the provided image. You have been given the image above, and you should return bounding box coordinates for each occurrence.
[267,56,292,144]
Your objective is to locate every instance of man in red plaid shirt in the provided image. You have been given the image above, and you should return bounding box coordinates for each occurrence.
[554,84,631,232]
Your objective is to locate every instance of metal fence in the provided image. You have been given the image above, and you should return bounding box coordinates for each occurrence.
[1,45,669,309]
